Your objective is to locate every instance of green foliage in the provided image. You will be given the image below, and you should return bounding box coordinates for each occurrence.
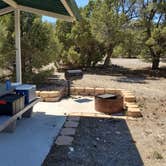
[55,11,104,68]
[90,0,127,66]
[91,1,126,47]
[70,18,104,67]
[0,15,15,71]
[113,45,125,58]
[141,26,166,62]
[152,151,163,160]
[32,68,54,85]
[67,46,80,66]
[0,12,58,82]
[55,20,73,50]
[0,0,166,76]
[139,0,166,69]
[119,29,143,58]
[151,27,166,56]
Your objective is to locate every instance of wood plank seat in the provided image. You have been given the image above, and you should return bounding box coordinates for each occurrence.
[0,98,41,132]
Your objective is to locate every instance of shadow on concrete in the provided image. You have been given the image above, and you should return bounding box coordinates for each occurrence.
[74,98,93,103]
[0,111,66,166]
[43,117,144,166]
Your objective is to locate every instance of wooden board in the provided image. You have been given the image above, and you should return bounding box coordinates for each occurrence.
[0,98,41,132]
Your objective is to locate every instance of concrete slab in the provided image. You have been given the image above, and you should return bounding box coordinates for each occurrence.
[60,128,76,136]
[55,135,74,145]
[34,96,96,116]
[67,116,80,121]
[64,121,79,128]
[34,96,132,119]
[0,107,66,166]
[0,96,137,166]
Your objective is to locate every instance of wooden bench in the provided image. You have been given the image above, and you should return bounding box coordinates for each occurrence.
[0,98,41,132]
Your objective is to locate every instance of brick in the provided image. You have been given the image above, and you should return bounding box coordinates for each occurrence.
[36,91,40,97]
[104,88,121,95]
[60,128,76,136]
[40,91,61,98]
[121,90,131,94]
[40,91,49,98]
[70,87,76,95]
[74,87,85,95]
[95,88,105,95]
[70,87,80,95]
[123,93,133,98]
[126,102,138,108]
[125,96,136,102]
[67,116,80,121]
[47,91,60,98]
[64,121,79,128]
[126,108,142,118]
[121,90,132,95]
[85,87,95,96]
[55,136,74,145]
[44,97,60,102]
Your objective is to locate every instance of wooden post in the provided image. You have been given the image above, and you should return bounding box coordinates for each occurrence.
[15,9,22,83]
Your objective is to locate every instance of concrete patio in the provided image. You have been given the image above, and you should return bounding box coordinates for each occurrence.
[0,105,66,166]
[0,96,95,166]
[0,95,135,166]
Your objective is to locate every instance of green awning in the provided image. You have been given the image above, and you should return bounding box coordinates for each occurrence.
[0,0,80,21]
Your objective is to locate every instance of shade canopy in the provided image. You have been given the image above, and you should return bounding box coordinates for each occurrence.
[0,0,80,83]
[0,0,80,21]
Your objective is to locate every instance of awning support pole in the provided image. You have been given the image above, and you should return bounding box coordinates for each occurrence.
[15,9,22,83]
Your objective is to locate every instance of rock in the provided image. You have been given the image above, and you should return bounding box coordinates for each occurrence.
[115,131,121,135]
[96,137,100,141]
[69,147,74,152]
[55,136,74,145]
[64,121,79,128]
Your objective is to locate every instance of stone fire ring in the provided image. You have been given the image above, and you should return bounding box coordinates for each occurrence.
[95,94,124,114]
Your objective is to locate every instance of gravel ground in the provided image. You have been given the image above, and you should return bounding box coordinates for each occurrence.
[43,58,166,166]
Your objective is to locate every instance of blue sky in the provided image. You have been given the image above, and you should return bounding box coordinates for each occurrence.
[42,0,89,23]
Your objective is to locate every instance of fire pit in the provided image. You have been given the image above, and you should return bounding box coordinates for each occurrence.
[95,94,124,114]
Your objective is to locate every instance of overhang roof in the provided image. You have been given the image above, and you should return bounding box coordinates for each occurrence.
[0,0,80,21]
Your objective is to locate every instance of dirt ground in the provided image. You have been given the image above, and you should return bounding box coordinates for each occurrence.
[43,58,166,166]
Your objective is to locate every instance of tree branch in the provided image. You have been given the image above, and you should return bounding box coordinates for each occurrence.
[156,14,163,27]
[125,0,137,15]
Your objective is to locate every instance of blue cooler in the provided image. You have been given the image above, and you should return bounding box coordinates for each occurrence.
[15,84,36,105]
[11,82,21,89]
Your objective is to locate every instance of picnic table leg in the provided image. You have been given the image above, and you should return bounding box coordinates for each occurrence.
[22,108,33,118]
[3,120,17,133]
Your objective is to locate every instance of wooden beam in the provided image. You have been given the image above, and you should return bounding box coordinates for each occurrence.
[60,0,76,21]
[0,6,13,16]
[18,5,74,22]
[2,0,18,9]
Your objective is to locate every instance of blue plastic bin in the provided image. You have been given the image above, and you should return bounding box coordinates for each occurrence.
[15,84,36,105]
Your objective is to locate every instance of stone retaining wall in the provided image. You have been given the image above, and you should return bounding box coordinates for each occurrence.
[36,88,65,102]
[36,87,142,118]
